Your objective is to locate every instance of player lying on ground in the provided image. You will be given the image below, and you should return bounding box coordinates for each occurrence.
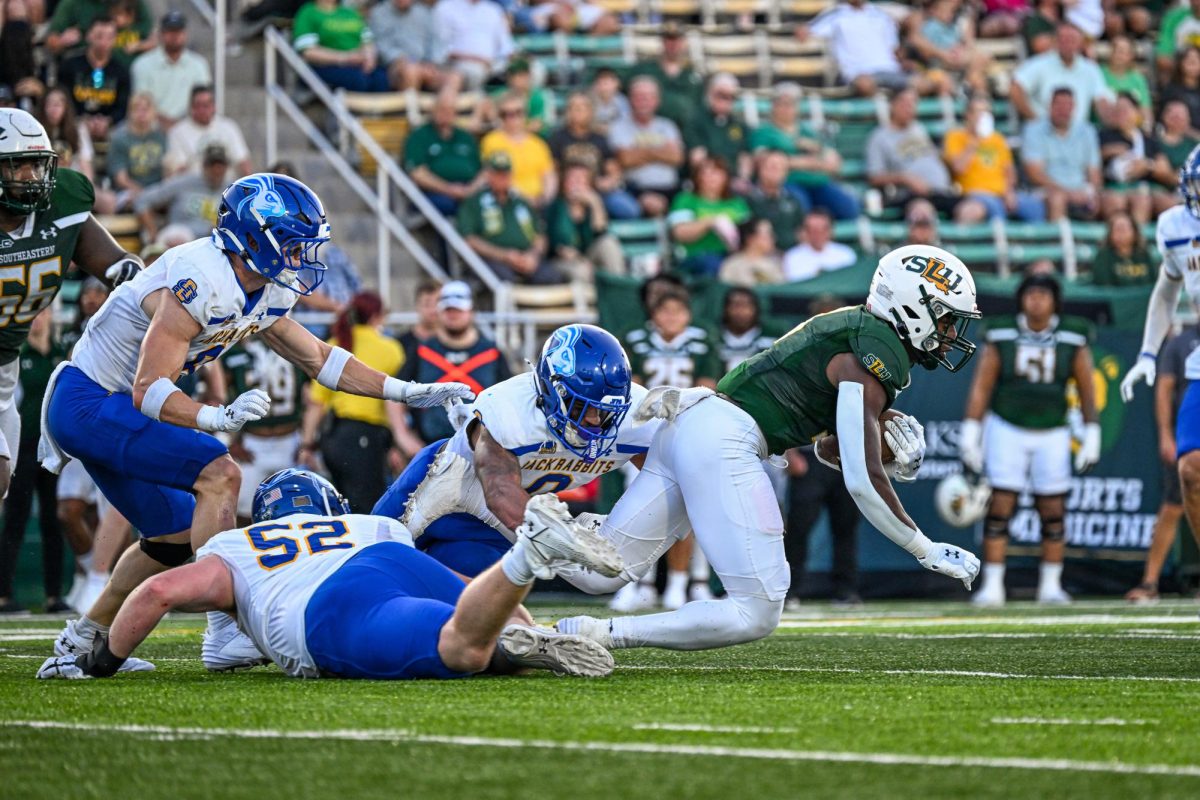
[1121,144,1200,556]
[373,323,660,576]
[0,109,143,498]
[37,468,623,680]
[41,173,473,673]
[555,244,983,651]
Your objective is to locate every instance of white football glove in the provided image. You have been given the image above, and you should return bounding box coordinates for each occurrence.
[883,415,925,482]
[633,386,714,424]
[1120,355,1156,403]
[104,256,142,286]
[444,398,474,431]
[195,388,271,433]
[958,418,984,475]
[918,542,981,590]
[1074,422,1102,473]
[385,378,475,408]
[37,654,90,680]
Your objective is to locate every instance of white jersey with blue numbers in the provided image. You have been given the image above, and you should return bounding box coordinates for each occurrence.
[70,236,300,394]
[443,372,658,497]
[196,513,414,678]
[1156,205,1200,379]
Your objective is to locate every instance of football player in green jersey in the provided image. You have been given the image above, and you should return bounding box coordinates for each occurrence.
[0,108,142,497]
[557,245,982,651]
[959,274,1099,607]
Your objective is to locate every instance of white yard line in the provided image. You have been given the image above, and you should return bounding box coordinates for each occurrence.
[775,615,1199,629]
[782,632,1200,641]
[632,723,800,734]
[990,718,1153,727]
[3,720,1197,778]
[621,665,1200,683]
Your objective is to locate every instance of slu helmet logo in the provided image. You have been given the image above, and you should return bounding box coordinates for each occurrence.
[905,255,963,296]
[235,175,287,222]
[545,325,582,377]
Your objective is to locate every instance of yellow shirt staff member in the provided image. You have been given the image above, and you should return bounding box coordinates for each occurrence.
[301,291,406,512]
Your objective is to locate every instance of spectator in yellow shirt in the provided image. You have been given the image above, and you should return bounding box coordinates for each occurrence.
[480,93,556,206]
[943,95,1046,223]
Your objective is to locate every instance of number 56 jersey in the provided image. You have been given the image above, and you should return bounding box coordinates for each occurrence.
[983,312,1094,430]
[196,514,414,678]
[70,236,300,394]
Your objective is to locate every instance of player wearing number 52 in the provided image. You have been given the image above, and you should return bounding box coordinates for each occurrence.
[39,173,475,674]
[959,273,1099,608]
[0,109,145,500]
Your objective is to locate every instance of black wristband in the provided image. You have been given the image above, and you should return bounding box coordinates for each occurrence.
[77,634,127,678]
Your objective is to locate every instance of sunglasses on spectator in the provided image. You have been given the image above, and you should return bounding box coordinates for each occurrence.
[500,108,524,118]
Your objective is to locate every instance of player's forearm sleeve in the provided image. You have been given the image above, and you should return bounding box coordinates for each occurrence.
[1139,270,1184,358]
[836,382,932,560]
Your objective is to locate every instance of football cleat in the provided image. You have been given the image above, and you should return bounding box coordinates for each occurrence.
[202,611,271,672]
[1036,586,1072,606]
[608,582,657,612]
[662,582,686,611]
[37,655,89,680]
[518,495,624,579]
[689,581,715,603]
[970,583,1005,608]
[498,624,614,677]
[401,450,496,536]
[53,619,155,672]
[553,615,614,649]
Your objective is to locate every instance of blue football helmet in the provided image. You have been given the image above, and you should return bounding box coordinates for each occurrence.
[214,173,331,296]
[252,468,351,523]
[1180,144,1200,218]
[534,324,632,463]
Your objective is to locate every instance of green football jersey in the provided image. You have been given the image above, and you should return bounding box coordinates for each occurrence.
[985,313,1094,430]
[718,306,912,455]
[0,168,94,364]
[626,323,723,388]
[223,339,307,431]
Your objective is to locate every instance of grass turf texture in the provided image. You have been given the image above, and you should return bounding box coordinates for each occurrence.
[2,600,1199,800]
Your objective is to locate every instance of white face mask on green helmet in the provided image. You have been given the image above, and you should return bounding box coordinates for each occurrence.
[865,244,982,372]
[0,108,58,215]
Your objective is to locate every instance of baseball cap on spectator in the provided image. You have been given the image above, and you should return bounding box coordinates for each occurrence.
[202,143,229,165]
[438,281,473,311]
[486,151,513,172]
[161,10,187,30]
[507,57,530,76]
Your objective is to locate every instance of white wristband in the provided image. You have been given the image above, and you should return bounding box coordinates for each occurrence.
[140,377,182,421]
[316,346,353,391]
[195,404,226,432]
[382,376,408,402]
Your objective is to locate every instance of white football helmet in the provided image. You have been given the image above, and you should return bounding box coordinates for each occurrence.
[0,108,57,215]
[866,244,981,372]
[935,472,992,528]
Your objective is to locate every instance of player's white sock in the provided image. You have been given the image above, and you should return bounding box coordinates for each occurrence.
[689,548,709,582]
[1039,561,1063,593]
[500,541,537,586]
[77,551,94,573]
[664,570,688,597]
[980,563,1005,592]
[86,569,108,585]
[609,594,781,650]
[77,615,108,636]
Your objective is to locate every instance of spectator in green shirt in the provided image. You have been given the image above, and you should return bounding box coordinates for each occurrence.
[748,82,860,220]
[293,0,388,92]
[477,58,552,134]
[683,73,751,183]
[1155,100,1200,173]
[745,149,805,251]
[667,156,750,276]
[1102,36,1152,124]
[458,152,564,285]
[622,22,704,129]
[46,0,152,59]
[404,89,482,217]
[1090,211,1157,286]
[1157,0,1200,78]
[546,161,626,279]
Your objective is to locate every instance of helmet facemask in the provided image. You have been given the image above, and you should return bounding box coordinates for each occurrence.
[0,151,57,215]
[889,284,980,372]
[541,375,630,463]
[1182,165,1200,218]
[242,226,329,296]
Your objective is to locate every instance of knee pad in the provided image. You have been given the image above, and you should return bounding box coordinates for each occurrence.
[139,538,193,567]
[1040,517,1065,542]
[983,516,1010,540]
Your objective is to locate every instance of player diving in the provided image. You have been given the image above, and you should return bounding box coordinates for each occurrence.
[0,108,143,498]
[37,468,623,680]
[38,172,475,674]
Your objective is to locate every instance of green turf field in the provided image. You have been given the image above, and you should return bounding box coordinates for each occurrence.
[2,599,1199,800]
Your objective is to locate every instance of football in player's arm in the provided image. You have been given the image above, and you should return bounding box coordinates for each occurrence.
[959,274,1098,606]
[0,109,143,496]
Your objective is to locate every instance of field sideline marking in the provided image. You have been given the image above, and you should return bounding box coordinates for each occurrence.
[990,717,1153,727]
[632,723,800,734]
[3,720,1198,778]
[775,614,1199,629]
[621,665,1200,683]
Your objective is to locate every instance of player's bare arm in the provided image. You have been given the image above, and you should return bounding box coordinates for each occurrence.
[260,315,475,407]
[73,216,143,285]
[470,422,530,531]
[130,288,204,426]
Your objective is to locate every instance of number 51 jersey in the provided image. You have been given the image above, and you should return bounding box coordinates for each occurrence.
[982,312,1093,430]
[196,514,414,678]
[70,236,300,393]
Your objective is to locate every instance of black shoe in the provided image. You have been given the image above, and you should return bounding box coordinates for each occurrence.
[44,599,71,614]
[830,592,863,610]
[0,599,29,614]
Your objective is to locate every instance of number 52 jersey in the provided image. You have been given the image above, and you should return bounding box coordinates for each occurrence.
[71,236,301,393]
